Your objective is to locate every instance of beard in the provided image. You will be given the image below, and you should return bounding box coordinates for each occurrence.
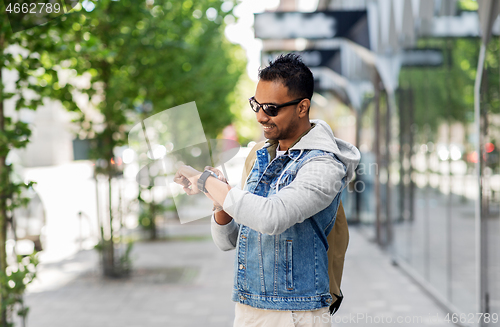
[264,118,300,141]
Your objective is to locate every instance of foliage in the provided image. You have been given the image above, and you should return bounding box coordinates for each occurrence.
[458,0,479,12]
[398,36,500,175]
[42,0,245,153]
[137,189,173,239]
[29,0,246,275]
[399,37,500,134]
[0,3,54,218]
[0,252,39,327]
[119,240,134,271]
[0,1,67,324]
[94,239,134,277]
[228,75,261,145]
[2,0,245,284]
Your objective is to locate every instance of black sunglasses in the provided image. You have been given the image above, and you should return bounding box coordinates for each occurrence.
[248,96,306,117]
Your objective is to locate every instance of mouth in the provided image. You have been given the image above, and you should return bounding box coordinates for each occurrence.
[262,125,275,131]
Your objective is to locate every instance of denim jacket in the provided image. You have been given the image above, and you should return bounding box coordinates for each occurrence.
[211,120,360,311]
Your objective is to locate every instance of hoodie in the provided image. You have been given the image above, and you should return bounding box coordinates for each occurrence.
[211,119,361,313]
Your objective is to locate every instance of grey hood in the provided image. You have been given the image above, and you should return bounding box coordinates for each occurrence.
[289,119,361,183]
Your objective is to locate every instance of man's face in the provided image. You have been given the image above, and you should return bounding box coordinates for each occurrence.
[253,80,301,142]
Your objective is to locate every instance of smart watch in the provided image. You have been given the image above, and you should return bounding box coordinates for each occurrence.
[197,170,218,193]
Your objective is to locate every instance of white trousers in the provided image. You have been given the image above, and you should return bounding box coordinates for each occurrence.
[233,303,332,327]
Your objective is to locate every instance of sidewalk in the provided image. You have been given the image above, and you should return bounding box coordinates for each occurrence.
[21,220,452,327]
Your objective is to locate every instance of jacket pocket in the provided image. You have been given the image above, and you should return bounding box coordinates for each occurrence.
[286,240,293,290]
[244,171,259,192]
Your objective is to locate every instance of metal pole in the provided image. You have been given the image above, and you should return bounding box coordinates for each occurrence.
[474,42,487,322]
[374,74,382,245]
[397,88,411,261]
[445,38,453,304]
[78,211,83,250]
[354,99,371,225]
[408,87,415,225]
[385,91,394,248]
[422,64,431,282]
[354,106,362,224]
[397,89,405,226]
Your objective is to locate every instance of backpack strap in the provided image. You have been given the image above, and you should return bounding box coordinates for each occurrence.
[240,141,348,315]
[327,200,348,315]
[240,141,267,188]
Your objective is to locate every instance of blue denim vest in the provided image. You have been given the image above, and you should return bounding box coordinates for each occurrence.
[232,145,347,311]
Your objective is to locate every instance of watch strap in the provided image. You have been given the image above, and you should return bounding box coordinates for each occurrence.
[197,170,217,193]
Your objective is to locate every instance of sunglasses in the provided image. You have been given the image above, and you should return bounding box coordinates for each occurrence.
[248,96,306,117]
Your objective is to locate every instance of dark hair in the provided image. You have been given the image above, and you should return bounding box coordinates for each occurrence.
[258,53,314,100]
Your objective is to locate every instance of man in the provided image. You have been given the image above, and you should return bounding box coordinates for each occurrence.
[174,54,360,326]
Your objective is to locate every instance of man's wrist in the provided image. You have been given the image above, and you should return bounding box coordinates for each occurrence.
[213,203,224,212]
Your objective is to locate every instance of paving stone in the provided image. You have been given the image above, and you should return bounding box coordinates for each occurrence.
[17,223,452,327]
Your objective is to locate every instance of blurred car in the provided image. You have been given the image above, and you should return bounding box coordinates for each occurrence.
[6,151,47,254]
[10,187,46,252]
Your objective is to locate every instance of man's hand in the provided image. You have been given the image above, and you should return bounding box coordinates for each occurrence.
[174,165,232,220]
[204,166,227,183]
[173,165,202,195]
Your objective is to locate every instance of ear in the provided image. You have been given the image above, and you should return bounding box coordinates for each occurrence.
[297,99,310,118]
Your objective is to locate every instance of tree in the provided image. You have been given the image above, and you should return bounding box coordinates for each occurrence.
[38,0,245,273]
[0,3,75,324]
[399,37,500,159]
[1,1,245,324]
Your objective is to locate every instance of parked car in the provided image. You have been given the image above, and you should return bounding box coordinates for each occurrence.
[6,152,47,254]
[12,187,46,252]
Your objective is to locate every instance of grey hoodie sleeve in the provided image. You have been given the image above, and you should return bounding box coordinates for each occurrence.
[211,215,239,251]
[222,155,347,236]
[210,182,241,251]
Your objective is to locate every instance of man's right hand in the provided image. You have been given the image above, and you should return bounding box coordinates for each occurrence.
[204,166,227,183]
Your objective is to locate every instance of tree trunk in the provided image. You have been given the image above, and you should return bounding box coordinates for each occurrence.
[0,127,9,327]
[0,31,10,326]
[102,176,115,277]
[99,58,119,278]
[150,201,156,240]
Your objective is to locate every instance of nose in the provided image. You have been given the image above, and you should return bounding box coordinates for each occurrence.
[256,106,270,125]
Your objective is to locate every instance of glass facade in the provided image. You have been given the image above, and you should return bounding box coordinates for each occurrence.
[347,37,500,324]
